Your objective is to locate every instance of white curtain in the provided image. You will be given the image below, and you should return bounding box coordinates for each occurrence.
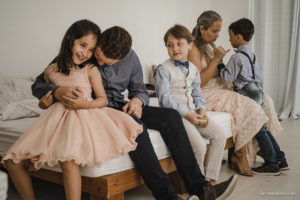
[249,0,300,119]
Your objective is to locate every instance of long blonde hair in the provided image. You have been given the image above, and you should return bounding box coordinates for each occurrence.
[192,10,222,60]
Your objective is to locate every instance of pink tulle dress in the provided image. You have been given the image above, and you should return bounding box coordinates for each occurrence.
[2,65,143,169]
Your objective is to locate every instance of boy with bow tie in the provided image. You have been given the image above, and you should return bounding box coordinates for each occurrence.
[154,24,228,186]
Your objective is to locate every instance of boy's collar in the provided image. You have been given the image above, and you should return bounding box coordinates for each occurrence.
[236,44,250,52]
[170,58,189,63]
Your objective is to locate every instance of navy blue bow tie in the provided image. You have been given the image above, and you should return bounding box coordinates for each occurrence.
[175,60,189,68]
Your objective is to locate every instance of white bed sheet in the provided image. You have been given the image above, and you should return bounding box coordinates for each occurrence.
[0,118,36,155]
[149,97,233,141]
[0,98,232,178]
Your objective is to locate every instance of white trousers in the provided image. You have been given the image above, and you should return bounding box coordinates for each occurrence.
[182,118,227,181]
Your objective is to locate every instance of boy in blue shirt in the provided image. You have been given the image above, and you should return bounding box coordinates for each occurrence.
[154,24,230,186]
[219,18,289,175]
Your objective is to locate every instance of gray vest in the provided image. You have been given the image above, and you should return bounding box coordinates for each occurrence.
[162,59,197,112]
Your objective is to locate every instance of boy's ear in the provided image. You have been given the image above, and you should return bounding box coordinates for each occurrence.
[237,34,244,41]
[188,42,193,50]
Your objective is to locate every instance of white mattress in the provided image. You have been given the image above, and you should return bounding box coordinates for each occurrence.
[0,98,232,178]
[206,111,232,139]
[149,97,233,139]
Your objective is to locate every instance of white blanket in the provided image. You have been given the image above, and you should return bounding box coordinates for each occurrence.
[0,99,43,121]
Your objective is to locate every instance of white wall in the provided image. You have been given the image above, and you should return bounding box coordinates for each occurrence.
[212,0,250,62]
[0,0,249,83]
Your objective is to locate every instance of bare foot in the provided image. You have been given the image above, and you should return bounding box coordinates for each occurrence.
[207,180,217,186]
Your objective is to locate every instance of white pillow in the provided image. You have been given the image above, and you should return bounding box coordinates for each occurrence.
[0,76,35,109]
[0,99,43,121]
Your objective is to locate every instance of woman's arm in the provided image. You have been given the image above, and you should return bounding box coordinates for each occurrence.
[188,43,228,87]
[188,45,219,87]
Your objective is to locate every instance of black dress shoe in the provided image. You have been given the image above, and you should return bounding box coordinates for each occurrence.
[200,175,238,200]
[252,164,280,175]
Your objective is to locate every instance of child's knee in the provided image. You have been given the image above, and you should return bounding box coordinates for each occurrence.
[190,140,207,154]
[217,131,228,142]
[4,159,23,170]
[204,122,227,142]
[61,160,78,172]
[4,159,14,168]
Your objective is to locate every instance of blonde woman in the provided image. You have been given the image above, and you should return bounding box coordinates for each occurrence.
[188,10,282,176]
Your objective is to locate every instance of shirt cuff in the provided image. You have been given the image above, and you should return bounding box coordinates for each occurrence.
[196,106,206,113]
[134,96,146,107]
[217,63,225,70]
[178,106,188,117]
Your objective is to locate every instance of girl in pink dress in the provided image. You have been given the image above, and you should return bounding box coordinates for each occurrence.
[2,19,142,200]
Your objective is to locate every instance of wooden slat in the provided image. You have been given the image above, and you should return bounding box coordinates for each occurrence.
[29,169,63,185]
[169,171,186,194]
[98,157,177,198]
[0,157,177,199]
[225,137,234,149]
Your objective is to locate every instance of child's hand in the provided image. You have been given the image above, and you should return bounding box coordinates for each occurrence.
[53,86,80,102]
[39,91,53,109]
[197,108,209,126]
[212,43,230,60]
[185,112,202,125]
[62,89,88,110]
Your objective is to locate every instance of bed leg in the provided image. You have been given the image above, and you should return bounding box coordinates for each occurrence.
[228,147,234,165]
[89,193,124,200]
[169,171,186,194]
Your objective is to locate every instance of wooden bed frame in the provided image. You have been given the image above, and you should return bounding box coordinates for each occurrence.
[1,137,234,200]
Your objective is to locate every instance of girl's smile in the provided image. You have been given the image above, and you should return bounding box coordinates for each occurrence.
[72,33,97,65]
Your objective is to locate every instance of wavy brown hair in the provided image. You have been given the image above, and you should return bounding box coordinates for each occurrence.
[164,24,193,45]
[98,26,132,59]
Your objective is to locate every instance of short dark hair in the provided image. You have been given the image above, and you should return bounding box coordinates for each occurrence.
[229,18,254,42]
[98,26,132,59]
[164,24,193,46]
